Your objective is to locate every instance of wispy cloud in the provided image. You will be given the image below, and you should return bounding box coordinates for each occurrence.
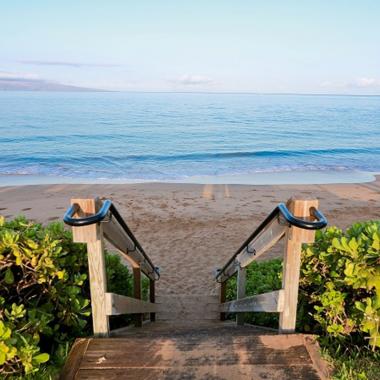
[20,60,123,68]
[0,71,39,81]
[170,74,214,86]
[348,77,380,88]
[321,77,380,90]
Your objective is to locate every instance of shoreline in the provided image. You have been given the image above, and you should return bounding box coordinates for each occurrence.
[0,170,377,187]
[0,178,379,295]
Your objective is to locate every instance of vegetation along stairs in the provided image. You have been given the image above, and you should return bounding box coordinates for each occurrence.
[60,197,330,380]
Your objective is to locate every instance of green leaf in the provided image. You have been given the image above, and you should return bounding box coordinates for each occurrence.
[0,350,6,366]
[355,301,366,312]
[33,352,49,364]
[4,268,14,284]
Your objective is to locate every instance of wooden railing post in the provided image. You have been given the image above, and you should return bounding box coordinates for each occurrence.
[279,198,318,333]
[220,280,227,321]
[133,267,143,327]
[71,198,109,337]
[149,278,156,322]
[236,264,246,326]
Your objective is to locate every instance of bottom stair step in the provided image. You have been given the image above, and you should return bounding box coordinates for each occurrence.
[61,321,329,380]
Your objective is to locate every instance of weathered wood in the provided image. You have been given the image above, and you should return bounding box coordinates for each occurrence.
[218,217,286,282]
[236,265,246,325]
[155,295,220,321]
[59,338,90,380]
[71,198,101,243]
[102,216,156,280]
[279,199,319,333]
[150,279,156,322]
[287,198,319,243]
[105,293,158,315]
[219,260,239,282]
[237,217,286,268]
[71,199,109,336]
[221,290,284,313]
[87,236,109,336]
[62,322,327,380]
[220,281,227,321]
[133,267,143,327]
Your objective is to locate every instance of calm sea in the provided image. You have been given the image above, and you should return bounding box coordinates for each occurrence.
[0,91,379,185]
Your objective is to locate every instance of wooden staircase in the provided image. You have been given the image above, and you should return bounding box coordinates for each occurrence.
[155,295,220,321]
[61,321,328,380]
[61,197,329,380]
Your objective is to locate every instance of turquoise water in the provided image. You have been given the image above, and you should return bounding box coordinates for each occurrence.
[0,92,379,184]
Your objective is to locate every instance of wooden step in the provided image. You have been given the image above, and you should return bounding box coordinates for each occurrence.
[61,321,329,380]
[155,295,220,321]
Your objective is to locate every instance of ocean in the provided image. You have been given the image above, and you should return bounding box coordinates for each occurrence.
[0,91,379,185]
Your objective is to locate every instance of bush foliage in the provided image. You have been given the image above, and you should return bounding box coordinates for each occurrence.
[299,221,380,349]
[0,216,133,378]
[226,259,282,327]
[226,220,380,350]
[225,221,380,378]
[1,214,379,378]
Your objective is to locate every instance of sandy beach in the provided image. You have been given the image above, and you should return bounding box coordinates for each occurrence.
[0,178,379,297]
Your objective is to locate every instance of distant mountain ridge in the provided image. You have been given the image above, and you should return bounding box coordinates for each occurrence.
[0,78,106,92]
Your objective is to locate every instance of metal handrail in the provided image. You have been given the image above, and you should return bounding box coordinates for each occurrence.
[215,202,327,281]
[64,200,160,279]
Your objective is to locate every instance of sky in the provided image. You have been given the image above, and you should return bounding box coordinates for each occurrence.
[1,1,380,94]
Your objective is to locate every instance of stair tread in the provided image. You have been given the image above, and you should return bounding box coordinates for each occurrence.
[61,322,328,380]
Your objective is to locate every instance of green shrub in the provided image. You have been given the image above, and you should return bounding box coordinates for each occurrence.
[299,221,380,350]
[0,216,135,378]
[226,259,282,327]
[225,221,380,350]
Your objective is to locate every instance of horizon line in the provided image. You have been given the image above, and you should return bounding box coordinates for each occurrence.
[0,89,380,97]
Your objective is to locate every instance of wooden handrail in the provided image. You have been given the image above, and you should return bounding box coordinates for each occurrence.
[217,198,327,333]
[66,198,158,337]
[215,200,327,283]
[64,199,159,280]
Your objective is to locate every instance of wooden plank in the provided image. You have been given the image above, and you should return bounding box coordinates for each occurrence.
[157,311,220,321]
[78,336,312,368]
[287,198,319,243]
[236,265,246,325]
[76,365,322,380]
[105,293,158,315]
[154,295,220,320]
[59,338,90,380]
[220,281,227,321]
[71,198,100,243]
[279,199,318,333]
[219,217,286,282]
[87,236,109,336]
[220,290,284,313]
[85,332,308,350]
[71,199,109,336]
[303,335,331,380]
[156,295,219,303]
[133,267,143,327]
[149,279,156,322]
[102,216,156,281]
[236,217,286,268]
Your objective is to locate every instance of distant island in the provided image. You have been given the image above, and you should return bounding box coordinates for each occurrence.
[0,77,106,92]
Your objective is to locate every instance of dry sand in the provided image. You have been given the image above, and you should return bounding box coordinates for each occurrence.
[0,177,379,297]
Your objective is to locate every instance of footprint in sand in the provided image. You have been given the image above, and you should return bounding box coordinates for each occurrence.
[22,207,32,211]
[0,207,7,210]
[48,216,59,221]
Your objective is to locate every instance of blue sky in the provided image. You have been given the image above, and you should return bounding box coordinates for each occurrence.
[1,1,379,93]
